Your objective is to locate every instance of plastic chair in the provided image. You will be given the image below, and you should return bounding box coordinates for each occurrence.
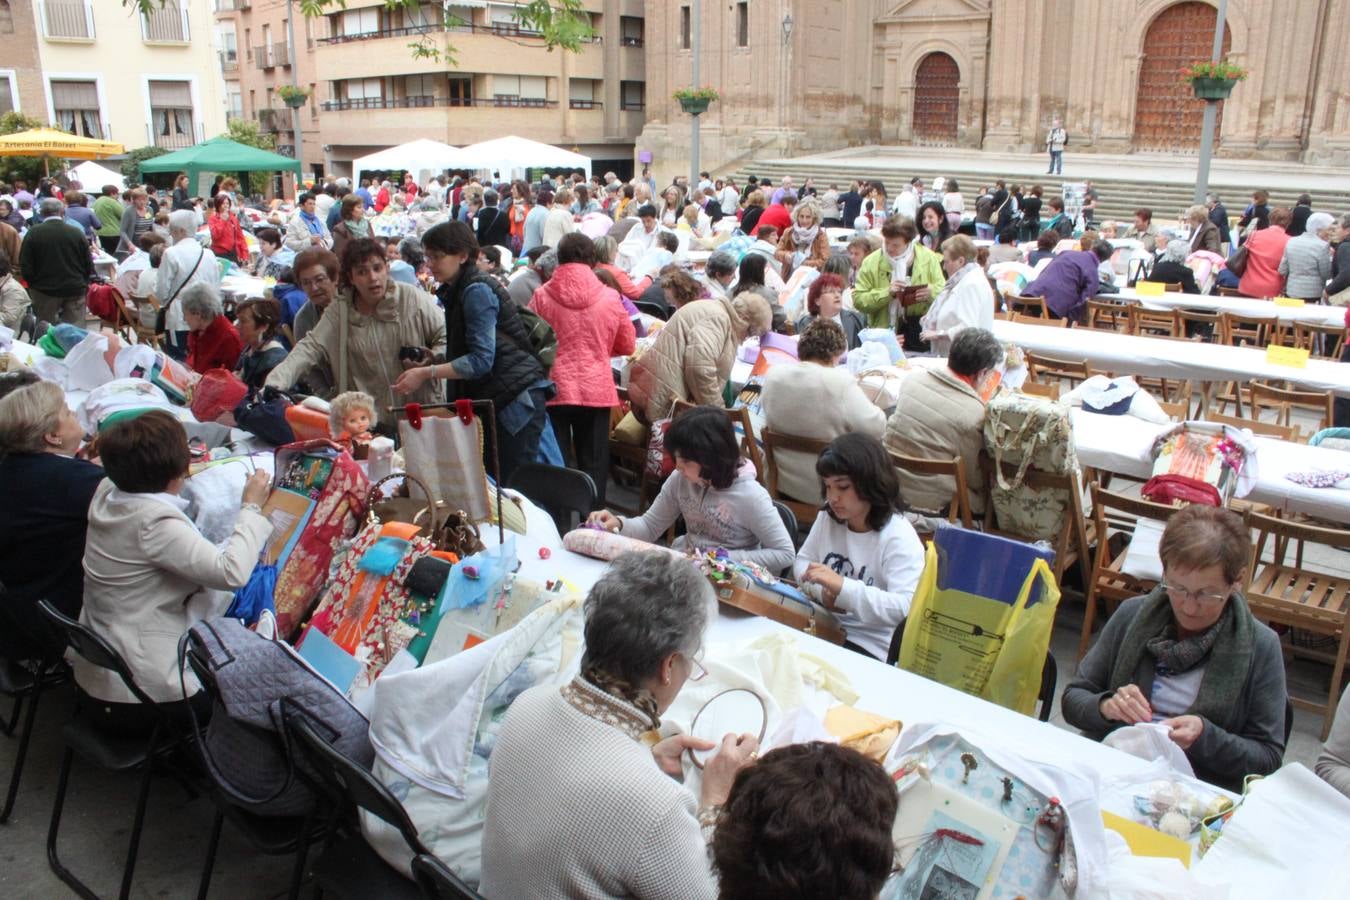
[37,600,198,900]
[884,618,1057,723]
[772,500,802,553]
[411,853,486,900]
[284,713,427,900]
[507,463,598,535]
[0,596,70,825]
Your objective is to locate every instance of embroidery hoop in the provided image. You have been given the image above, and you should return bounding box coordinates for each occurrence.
[685,688,767,770]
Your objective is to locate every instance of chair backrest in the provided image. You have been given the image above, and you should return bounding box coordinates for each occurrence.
[761,428,831,525]
[505,463,598,535]
[411,853,484,900]
[1157,398,1189,421]
[1084,298,1132,332]
[771,500,803,553]
[980,457,1089,587]
[1294,321,1347,360]
[1025,352,1092,387]
[1206,411,1299,441]
[1163,281,1183,292]
[672,399,764,482]
[285,712,429,856]
[1175,307,1223,328]
[1019,381,1061,401]
[1127,305,1180,337]
[1008,294,1048,318]
[1216,286,1248,298]
[1220,311,1282,347]
[36,600,158,708]
[634,300,669,321]
[1010,312,1066,328]
[1247,381,1333,435]
[887,450,972,528]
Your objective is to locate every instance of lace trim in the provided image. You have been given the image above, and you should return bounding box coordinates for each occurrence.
[561,676,651,741]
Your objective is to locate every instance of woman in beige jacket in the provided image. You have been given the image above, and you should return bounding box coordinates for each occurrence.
[78,412,272,734]
[266,237,446,429]
[627,291,773,425]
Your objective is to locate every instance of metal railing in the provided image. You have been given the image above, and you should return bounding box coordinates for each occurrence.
[272,41,290,66]
[142,6,189,42]
[219,50,239,74]
[253,45,273,69]
[321,95,558,112]
[621,36,643,48]
[43,0,93,39]
[620,101,645,112]
[153,130,196,150]
[316,19,605,46]
[568,99,602,110]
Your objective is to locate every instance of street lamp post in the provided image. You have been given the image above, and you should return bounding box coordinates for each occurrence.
[1193,0,1229,205]
[689,0,701,190]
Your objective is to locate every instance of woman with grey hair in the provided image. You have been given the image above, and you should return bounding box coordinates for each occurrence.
[1186,204,1221,254]
[1280,211,1336,302]
[181,282,242,373]
[1148,239,1200,295]
[594,233,648,299]
[480,551,759,900]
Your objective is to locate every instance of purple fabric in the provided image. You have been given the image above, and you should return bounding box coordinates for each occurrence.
[1025,250,1101,320]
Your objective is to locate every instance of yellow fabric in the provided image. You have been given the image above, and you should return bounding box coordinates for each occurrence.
[823,705,901,762]
[611,410,647,445]
[897,541,1060,716]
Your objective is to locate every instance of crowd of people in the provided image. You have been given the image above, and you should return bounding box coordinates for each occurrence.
[3,160,1350,899]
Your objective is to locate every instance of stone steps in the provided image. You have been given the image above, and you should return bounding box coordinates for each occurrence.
[729,156,1350,228]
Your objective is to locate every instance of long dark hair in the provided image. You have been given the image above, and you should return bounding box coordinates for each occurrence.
[815,433,903,532]
[917,201,952,250]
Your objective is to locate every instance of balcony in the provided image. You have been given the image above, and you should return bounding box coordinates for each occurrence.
[219,50,239,75]
[322,95,558,112]
[216,0,250,10]
[142,6,190,43]
[254,45,276,69]
[568,99,602,110]
[322,102,577,149]
[42,0,94,40]
[257,107,284,132]
[272,41,290,67]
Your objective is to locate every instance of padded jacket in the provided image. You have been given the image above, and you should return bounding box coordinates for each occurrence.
[883,367,988,516]
[530,263,635,408]
[852,244,947,326]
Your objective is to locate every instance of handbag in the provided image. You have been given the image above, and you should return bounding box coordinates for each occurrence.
[1225,245,1249,279]
[1140,423,1248,507]
[180,617,374,817]
[1328,283,1350,308]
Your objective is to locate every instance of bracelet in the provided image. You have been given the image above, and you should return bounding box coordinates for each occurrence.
[241,502,263,515]
[696,805,722,828]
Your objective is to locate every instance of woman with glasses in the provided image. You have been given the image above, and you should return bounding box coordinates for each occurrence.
[480,551,758,899]
[1063,505,1287,790]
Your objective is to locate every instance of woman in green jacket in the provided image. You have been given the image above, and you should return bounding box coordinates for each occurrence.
[852,216,947,352]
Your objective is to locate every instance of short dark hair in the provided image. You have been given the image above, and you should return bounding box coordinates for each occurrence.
[293,247,339,282]
[299,192,316,205]
[665,406,740,490]
[637,203,657,219]
[755,225,779,241]
[948,327,1004,377]
[1048,196,1065,212]
[713,742,897,900]
[478,244,502,267]
[1134,208,1153,223]
[0,247,12,278]
[256,226,282,248]
[98,410,191,493]
[656,232,679,253]
[556,232,597,266]
[1092,239,1115,261]
[806,273,846,316]
[798,318,846,364]
[998,225,1021,244]
[1037,229,1059,251]
[815,433,902,530]
[881,217,917,241]
[1160,504,1251,584]
[339,237,387,282]
[423,219,479,258]
[524,245,550,265]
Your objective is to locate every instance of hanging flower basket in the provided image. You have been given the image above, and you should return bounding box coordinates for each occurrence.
[1190,78,1238,101]
[673,87,718,116]
[278,85,311,108]
[1180,60,1246,101]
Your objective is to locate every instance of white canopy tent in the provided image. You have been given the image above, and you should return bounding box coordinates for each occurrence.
[456,135,592,179]
[69,160,125,192]
[351,139,470,186]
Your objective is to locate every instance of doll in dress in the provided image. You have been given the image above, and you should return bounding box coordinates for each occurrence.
[329,391,376,454]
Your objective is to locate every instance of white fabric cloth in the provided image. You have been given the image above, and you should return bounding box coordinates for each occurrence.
[919,262,995,355]
[1101,286,1346,327]
[158,237,221,334]
[793,511,925,660]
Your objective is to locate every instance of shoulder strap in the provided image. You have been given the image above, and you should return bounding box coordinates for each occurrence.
[165,246,205,308]
[336,299,349,393]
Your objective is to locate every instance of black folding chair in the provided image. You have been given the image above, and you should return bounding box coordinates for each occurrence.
[885,617,1058,723]
[285,713,425,900]
[0,595,70,824]
[634,300,669,321]
[506,463,598,535]
[410,853,485,900]
[772,500,803,553]
[37,600,198,900]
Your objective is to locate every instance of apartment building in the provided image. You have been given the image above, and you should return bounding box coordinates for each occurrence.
[0,1,47,119]
[29,0,227,152]
[213,0,322,181]
[311,0,646,179]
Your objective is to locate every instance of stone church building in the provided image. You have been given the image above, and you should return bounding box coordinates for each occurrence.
[637,0,1350,174]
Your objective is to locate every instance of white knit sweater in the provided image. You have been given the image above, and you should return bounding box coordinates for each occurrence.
[478,678,717,900]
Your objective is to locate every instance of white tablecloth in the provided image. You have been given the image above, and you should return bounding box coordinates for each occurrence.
[994,319,1350,397]
[1102,287,1346,327]
[219,274,270,302]
[1071,408,1350,523]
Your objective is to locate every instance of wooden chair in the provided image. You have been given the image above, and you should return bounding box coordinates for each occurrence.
[1163,281,1183,292]
[1010,312,1067,328]
[1026,352,1093,390]
[1206,411,1299,442]
[114,291,162,349]
[1127,305,1180,338]
[1247,381,1333,439]
[980,456,1092,590]
[607,386,652,515]
[1294,320,1347,361]
[1079,486,1183,658]
[1174,307,1223,342]
[887,450,973,531]
[1084,297,1133,332]
[1007,294,1049,318]
[1219,311,1284,348]
[1158,399,1189,421]
[1216,286,1249,298]
[1246,510,1350,739]
[672,399,765,484]
[761,429,831,528]
[1020,381,1061,401]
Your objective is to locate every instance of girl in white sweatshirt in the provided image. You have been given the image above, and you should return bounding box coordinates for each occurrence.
[795,433,925,660]
[588,406,795,573]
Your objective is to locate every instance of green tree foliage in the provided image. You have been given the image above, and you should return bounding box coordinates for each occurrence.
[224,119,280,196]
[121,146,171,184]
[0,111,49,186]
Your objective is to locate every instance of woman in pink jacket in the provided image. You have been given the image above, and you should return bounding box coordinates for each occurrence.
[1239,207,1293,299]
[530,232,636,504]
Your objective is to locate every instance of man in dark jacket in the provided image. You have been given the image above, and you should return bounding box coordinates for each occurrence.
[838,180,864,227]
[18,198,92,325]
[474,188,512,250]
[1206,192,1231,249]
[1287,194,1313,237]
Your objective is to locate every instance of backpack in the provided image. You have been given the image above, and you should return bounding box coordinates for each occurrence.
[983,391,1078,542]
[181,616,374,817]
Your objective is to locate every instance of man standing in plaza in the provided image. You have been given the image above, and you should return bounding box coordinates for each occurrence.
[1207,192,1231,252]
[1046,116,1067,174]
[18,198,92,326]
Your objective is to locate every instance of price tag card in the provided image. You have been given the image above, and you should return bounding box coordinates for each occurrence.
[1135,281,1166,296]
[1266,344,1310,368]
[1273,296,1306,307]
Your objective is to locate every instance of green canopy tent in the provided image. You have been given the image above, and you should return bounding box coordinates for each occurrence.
[138,137,301,195]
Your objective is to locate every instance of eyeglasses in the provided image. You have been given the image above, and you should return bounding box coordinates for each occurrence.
[298,272,331,292]
[682,649,708,682]
[1160,582,1230,605]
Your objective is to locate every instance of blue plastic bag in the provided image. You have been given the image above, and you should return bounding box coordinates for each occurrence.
[226,561,278,626]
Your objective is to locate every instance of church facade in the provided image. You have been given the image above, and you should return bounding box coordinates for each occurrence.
[637,0,1350,175]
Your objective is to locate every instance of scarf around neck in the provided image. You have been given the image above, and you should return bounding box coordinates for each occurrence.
[1106,585,1255,729]
[346,216,370,239]
[792,222,820,249]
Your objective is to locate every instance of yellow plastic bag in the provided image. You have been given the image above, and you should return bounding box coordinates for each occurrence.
[897,530,1061,716]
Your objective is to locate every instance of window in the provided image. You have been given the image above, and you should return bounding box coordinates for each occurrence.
[493,75,547,107]
[620,15,643,48]
[736,2,747,48]
[679,6,690,50]
[309,82,318,118]
[50,79,102,138]
[244,27,251,59]
[404,74,438,107]
[142,0,188,42]
[150,80,194,148]
[341,7,377,37]
[569,78,600,110]
[225,85,243,121]
[621,81,645,112]
[218,25,238,72]
[0,72,16,115]
[340,77,383,109]
[448,76,473,107]
[445,4,475,29]
[0,1,14,35]
[42,0,95,40]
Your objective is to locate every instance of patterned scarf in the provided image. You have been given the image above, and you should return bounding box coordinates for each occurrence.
[792,222,820,250]
[582,663,661,730]
[346,216,370,239]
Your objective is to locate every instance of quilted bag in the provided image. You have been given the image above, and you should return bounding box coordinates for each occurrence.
[983,390,1078,541]
[181,617,373,817]
[1141,422,1248,507]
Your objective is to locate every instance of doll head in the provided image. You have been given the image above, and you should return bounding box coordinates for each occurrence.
[329,391,376,438]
